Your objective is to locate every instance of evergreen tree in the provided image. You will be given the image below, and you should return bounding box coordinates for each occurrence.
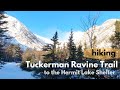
[42,44,53,62]
[110,21,120,49]
[0,11,9,61]
[68,30,77,61]
[51,31,59,61]
[43,31,59,62]
[77,45,83,61]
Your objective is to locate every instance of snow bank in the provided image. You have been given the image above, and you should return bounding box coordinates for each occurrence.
[0,62,35,79]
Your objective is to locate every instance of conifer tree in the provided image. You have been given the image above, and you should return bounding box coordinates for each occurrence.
[51,31,59,61]
[77,45,83,61]
[68,30,77,61]
[0,11,10,61]
[43,31,59,62]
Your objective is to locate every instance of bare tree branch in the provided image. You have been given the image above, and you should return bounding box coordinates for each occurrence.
[80,11,100,48]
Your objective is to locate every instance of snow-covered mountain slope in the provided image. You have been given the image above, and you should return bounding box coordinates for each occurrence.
[48,19,118,49]
[35,34,52,44]
[1,13,119,50]
[77,19,119,49]
[2,14,45,51]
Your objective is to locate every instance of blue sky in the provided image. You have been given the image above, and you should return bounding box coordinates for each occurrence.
[6,11,120,39]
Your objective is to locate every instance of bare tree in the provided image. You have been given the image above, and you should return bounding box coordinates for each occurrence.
[80,12,100,49]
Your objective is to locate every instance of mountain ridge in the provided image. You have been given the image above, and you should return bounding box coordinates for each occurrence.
[80,18,118,49]
[2,14,119,50]
[2,14,45,51]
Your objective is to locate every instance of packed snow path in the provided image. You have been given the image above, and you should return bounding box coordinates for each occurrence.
[0,62,35,79]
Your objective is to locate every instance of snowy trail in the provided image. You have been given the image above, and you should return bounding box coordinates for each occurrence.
[0,62,35,79]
